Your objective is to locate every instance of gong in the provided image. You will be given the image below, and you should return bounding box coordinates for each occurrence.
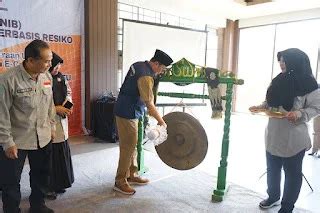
[155,111,208,170]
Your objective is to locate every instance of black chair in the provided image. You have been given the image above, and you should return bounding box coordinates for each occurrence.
[92,97,118,143]
[259,171,313,192]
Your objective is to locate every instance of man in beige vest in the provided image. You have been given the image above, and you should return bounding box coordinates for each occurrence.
[0,40,56,213]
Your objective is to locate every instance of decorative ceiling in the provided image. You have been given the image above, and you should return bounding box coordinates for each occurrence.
[120,0,320,27]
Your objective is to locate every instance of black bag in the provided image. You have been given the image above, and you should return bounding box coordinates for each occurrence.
[92,93,118,142]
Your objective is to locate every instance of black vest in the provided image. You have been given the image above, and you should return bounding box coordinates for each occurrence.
[52,72,67,105]
[114,61,154,119]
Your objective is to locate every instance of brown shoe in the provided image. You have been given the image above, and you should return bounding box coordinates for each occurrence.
[127,176,149,185]
[113,182,136,195]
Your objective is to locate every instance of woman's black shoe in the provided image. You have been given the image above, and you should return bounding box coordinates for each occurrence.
[259,199,281,209]
[45,192,57,200]
[55,189,66,194]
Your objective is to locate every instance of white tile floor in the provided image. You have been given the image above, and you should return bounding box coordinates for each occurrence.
[70,111,320,212]
[195,112,320,213]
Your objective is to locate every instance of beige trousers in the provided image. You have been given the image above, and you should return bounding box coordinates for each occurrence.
[115,116,139,185]
[312,116,320,153]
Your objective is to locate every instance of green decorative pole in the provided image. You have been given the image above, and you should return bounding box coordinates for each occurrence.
[158,92,209,99]
[137,115,148,175]
[212,82,234,202]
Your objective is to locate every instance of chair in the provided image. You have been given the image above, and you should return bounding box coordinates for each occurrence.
[259,171,313,192]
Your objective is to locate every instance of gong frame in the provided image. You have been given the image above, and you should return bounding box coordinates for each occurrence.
[136,59,244,202]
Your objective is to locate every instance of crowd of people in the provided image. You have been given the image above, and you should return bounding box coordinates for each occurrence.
[0,40,173,213]
[1,39,319,213]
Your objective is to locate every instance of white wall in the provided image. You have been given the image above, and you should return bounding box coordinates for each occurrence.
[239,8,320,28]
[122,20,208,105]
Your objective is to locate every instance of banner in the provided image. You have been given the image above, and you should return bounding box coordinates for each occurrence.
[0,0,83,136]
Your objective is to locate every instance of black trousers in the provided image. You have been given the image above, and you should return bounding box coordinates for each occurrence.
[266,149,305,213]
[0,142,52,213]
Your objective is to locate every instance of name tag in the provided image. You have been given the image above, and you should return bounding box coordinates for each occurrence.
[17,88,33,93]
[43,81,51,88]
